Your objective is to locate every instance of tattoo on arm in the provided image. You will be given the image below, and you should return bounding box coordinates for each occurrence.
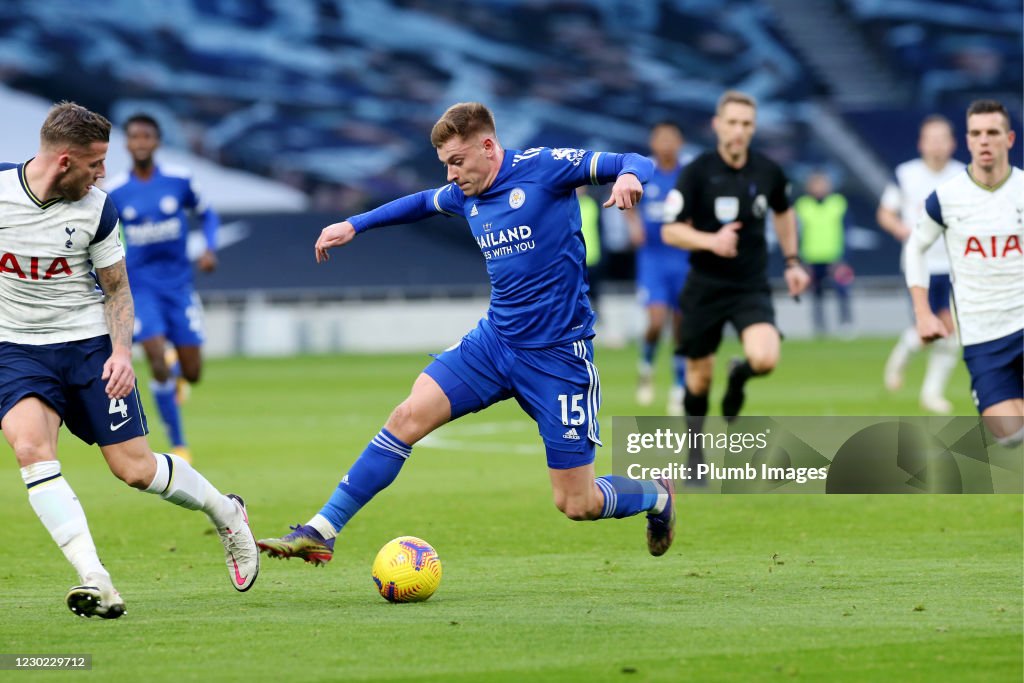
[95,260,134,348]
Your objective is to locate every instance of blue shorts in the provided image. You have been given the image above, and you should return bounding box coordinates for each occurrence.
[928,274,952,315]
[637,250,689,308]
[963,329,1024,413]
[133,284,205,347]
[423,318,601,470]
[0,336,149,446]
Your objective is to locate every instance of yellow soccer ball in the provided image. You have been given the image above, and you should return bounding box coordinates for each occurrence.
[371,536,442,603]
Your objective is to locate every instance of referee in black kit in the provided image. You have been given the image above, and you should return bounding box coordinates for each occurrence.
[662,90,809,449]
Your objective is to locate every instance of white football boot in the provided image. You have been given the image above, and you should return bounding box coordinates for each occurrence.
[218,494,260,592]
[66,572,125,619]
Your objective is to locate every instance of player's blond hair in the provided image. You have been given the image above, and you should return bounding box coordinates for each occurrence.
[430,103,497,148]
[716,90,757,114]
[40,101,111,149]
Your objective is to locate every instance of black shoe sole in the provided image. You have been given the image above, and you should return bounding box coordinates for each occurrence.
[66,587,125,619]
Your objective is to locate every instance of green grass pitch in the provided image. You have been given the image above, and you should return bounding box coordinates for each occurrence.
[0,338,1020,682]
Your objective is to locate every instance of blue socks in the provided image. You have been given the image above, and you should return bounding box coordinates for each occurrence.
[641,341,657,366]
[312,431,663,534]
[594,476,661,519]
[151,379,184,447]
[317,428,411,533]
[642,343,686,388]
[673,354,687,389]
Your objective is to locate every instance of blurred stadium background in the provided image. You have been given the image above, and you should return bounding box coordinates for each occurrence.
[1,0,1021,354]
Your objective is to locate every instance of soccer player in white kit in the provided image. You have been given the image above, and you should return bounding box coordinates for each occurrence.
[878,116,965,413]
[0,102,259,618]
[906,99,1023,446]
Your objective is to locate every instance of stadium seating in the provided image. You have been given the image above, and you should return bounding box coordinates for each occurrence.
[0,0,1018,290]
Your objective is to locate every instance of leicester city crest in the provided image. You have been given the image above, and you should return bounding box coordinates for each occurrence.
[509,187,526,209]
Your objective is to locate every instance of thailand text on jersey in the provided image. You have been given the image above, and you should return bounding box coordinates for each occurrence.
[348,147,654,348]
[664,150,790,286]
[105,164,216,288]
[881,158,965,274]
[919,167,1024,346]
[0,161,123,344]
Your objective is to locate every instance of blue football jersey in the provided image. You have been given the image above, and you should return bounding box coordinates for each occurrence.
[349,147,653,348]
[105,165,217,288]
[639,162,686,254]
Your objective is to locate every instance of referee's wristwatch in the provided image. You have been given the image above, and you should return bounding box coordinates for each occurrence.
[784,254,803,269]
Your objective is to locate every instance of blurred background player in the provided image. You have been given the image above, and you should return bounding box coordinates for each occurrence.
[0,103,257,618]
[626,121,690,415]
[662,91,809,469]
[576,185,603,322]
[258,102,679,565]
[106,114,219,462]
[878,115,964,414]
[795,171,854,338]
[906,99,1022,445]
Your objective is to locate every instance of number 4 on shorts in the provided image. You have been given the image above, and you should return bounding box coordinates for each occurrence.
[108,397,129,419]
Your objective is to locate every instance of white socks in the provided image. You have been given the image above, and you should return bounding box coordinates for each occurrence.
[995,424,1024,448]
[650,480,671,515]
[921,335,959,400]
[24,455,236,585]
[900,326,924,354]
[22,461,107,583]
[307,514,338,540]
[144,452,235,528]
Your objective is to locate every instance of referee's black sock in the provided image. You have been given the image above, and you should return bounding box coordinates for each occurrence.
[723,359,757,421]
[683,390,708,424]
[683,391,708,478]
[728,359,757,388]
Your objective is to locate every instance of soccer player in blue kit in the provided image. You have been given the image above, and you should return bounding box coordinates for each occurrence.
[626,121,690,414]
[106,114,219,462]
[259,102,678,564]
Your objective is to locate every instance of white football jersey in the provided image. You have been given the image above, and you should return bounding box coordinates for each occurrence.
[916,166,1024,346]
[0,161,124,344]
[881,158,966,274]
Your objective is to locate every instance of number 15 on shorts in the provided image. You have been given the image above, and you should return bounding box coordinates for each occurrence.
[558,393,585,426]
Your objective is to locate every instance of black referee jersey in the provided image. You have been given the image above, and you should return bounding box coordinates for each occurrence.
[665,150,791,286]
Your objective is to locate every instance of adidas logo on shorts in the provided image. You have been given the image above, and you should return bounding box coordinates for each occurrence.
[562,427,581,440]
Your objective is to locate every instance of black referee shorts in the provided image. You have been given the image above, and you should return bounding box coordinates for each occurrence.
[676,276,776,359]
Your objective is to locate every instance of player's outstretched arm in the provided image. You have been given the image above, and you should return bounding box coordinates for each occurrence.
[95,259,137,399]
[603,173,644,210]
[315,187,464,264]
[315,220,357,263]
